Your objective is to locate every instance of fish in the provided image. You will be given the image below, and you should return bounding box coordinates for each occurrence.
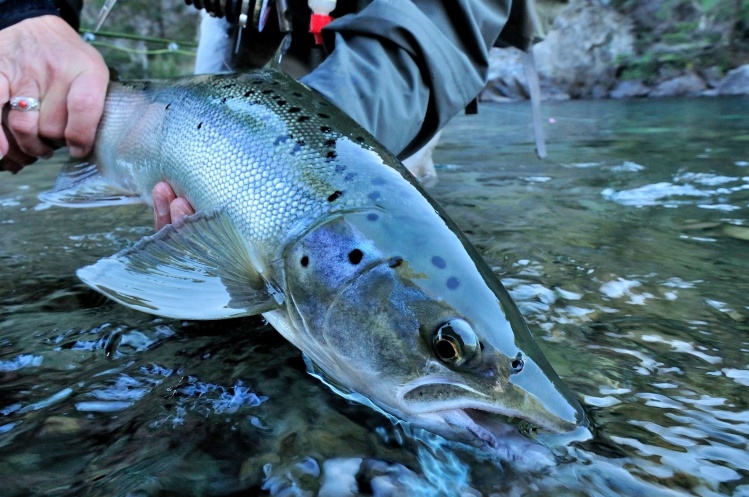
[40,69,589,455]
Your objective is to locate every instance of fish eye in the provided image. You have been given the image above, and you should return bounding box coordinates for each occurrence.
[511,353,524,374]
[432,319,480,366]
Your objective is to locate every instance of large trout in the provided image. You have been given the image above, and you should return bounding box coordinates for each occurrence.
[41,70,588,455]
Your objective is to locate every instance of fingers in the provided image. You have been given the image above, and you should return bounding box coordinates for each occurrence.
[65,70,108,158]
[6,93,54,159]
[152,181,196,231]
[153,181,177,230]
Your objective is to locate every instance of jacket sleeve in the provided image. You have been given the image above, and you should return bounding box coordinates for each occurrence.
[300,0,512,158]
[0,0,83,31]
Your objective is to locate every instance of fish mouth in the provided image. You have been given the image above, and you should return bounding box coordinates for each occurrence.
[397,375,590,452]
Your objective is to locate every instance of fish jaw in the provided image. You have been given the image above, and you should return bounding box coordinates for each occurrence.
[395,372,591,453]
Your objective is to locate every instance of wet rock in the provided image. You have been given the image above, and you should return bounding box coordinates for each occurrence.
[482,47,528,102]
[533,0,635,98]
[648,72,707,97]
[717,65,749,95]
[609,80,650,99]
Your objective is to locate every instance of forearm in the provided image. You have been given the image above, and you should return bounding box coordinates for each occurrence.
[301,0,511,158]
[0,0,82,30]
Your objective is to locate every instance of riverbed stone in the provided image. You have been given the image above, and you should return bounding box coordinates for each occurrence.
[533,0,635,98]
[648,72,707,97]
[609,80,650,99]
[717,65,749,95]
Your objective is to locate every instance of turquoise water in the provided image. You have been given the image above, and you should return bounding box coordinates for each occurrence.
[1,97,748,496]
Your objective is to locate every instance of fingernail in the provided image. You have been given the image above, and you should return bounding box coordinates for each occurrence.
[154,194,169,219]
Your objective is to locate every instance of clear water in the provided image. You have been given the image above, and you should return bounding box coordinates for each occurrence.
[1,97,748,496]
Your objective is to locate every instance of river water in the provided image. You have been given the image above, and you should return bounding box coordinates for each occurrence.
[1,97,748,496]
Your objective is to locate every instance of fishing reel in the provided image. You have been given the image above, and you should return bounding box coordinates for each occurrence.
[184,0,292,31]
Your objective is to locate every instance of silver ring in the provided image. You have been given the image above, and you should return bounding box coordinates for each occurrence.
[9,96,40,112]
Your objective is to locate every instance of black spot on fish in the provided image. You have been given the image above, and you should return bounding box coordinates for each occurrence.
[276,99,286,106]
[244,90,254,97]
[297,115,310,123]
[274,135,290,146]
[320,126,332,133]
[165,103,171,110]
[288,107,301,113]
[327,190,343,202]
[431,256,447,269]
[367,213,379,221]
[318,113,330,119]
[356,136,365,142]
[368,191,381,201]
[221,97,228,104]
[447,277,460,290]
[223,83,236,89]
[371,177,386,186]
[324,139,336,147]
[300,256,309,267]
[297,139,306,147]
[388,256,403,268]
[197,122,203,129]
[253,80,264,85]
[292,91,302,97]
[326,151,337,159]
[335,164,346,173]
[291,142,303,155]
[348,249,364,265]
[344,173,356,181]
[262,89,273,95]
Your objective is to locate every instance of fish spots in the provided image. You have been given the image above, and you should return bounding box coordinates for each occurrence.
[324,139,336,147]
[327,190,343,202]
[262,89,273,95]
[355,136,365,143]
[371,177,386,186]
[221,97,228,104]
[300,255,309,267]
[431,256,447,269]
[244,90,255,97]
[292,91,303,97]
[273,135,290,146]
[291,142,303,155]
[297,115,310,123]
[348,249,364,265]
[388,256,403,268]
[288,106,301,113]
[222,83,236,89]
[165,103,171,110]
[433,257,459,289]
[344,173,356,182]
[276,99,286,106]
[367,213,379,221]
[368,191,381,202]
[197,122,203,129]
[317,112,330,119]
[320,126,332,133]
[326,151,337,160]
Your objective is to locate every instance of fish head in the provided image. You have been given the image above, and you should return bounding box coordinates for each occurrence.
[281,207,588,453]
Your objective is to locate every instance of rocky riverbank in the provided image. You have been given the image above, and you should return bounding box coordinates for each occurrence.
[482,0,749,101]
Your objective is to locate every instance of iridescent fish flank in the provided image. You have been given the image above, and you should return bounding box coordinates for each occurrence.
[40,70,589,455]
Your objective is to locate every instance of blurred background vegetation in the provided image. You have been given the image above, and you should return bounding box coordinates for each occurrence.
[79,0,749,84]
[81,0,200,79]
[611,0,749,82]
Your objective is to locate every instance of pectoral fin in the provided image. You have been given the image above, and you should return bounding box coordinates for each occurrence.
[39,161,142,207]
[78,209,283,320]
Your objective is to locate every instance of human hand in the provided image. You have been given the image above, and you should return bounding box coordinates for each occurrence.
[0,16,109,172]
[153,182,195,230]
